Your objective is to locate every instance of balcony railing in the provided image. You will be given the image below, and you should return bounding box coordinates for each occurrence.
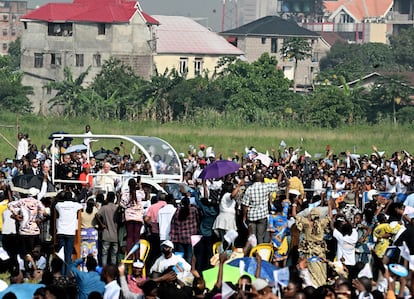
[300,22,365,33]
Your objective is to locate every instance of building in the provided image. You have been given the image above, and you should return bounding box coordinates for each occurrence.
[299,0,414,44]
[240,0,279,25]
[220,15,330,88]
[20,0,158,114]
[0,0,30,55]
[153,15,244,79]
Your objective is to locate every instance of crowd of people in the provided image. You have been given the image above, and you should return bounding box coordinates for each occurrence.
[0,127,413,299]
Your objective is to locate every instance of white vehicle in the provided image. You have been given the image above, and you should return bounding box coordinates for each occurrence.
[50,134,183,195]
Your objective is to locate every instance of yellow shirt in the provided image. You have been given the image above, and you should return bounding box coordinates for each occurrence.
[288,176,304,197]
[0,200,9,231]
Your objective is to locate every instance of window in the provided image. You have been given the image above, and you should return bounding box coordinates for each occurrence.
[2,15,7,21]
[34,53,43,68]
[2,29,7,36]
[2,43,7,50]
[261,37,266,44]
[271,38,277,53]
[194,58,203,76]
[75,54,84,67]
[98,23,105,35]
[48,22,73,36]
[93,54,101,67]
[179,57,188,75]
[46,86,52,95]
[51,53,62,66]
[11,29,15,36]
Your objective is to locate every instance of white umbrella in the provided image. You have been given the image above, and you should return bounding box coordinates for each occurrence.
[64,144,87,154]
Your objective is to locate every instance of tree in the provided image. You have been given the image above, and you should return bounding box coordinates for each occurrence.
[370,75,413,126]
[7,38,21,70]
[318,41,397,84]
[215,53,293,123]
[389,27,414,69]
[46,66,90,116]
[280,37,312,92]
[0,57,33,113]
[90,58,147,120]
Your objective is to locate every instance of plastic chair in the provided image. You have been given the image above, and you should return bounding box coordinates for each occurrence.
[139,239,150,277]
[212,241,222,255]
[249,243,274,262]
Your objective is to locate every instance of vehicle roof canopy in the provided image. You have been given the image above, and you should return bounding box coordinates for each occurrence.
[51,134,182,181]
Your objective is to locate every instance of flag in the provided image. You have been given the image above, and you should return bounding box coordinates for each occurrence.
[191,235,203,248]
[224,230,238,246]
[398,242,411,262]
[125,242,140,260]
[274,267,289,287]
[222,282,236,299]
[403,206,414,215]
[0,248,9,261]
[308,201,321,211]
[410,255,414,271]
[56,247,65,261]
[358,263,373,279]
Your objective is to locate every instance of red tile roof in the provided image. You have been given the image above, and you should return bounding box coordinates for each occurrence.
[319,32,347,46]
[22,0,159,24]
[324,0,393,22]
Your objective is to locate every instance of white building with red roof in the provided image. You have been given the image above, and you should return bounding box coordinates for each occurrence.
[20,0,159,114]
[300,0,414,45]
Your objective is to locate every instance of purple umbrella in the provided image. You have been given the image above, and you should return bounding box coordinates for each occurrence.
[199,160,240,179]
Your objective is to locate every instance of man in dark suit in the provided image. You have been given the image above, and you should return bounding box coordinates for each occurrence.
[24,158,40,176]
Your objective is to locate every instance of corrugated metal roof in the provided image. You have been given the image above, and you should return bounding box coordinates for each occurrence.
[22,0,159,24]
[153,15,244,55]
[220,15,319,37]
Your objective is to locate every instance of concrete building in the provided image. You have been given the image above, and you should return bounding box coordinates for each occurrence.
[220,15,330,89]
[0,0,30,55]
[153,15,243,79]
[240,0,279,25]
[20,0,158,114]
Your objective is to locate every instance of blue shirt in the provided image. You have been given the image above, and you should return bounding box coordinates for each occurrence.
[70,258,105,299]
[0,283,45,299]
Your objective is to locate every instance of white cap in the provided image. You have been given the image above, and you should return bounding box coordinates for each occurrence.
[161,240,174,249]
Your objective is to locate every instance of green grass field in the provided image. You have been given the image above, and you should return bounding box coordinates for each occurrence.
[1,112,413,161]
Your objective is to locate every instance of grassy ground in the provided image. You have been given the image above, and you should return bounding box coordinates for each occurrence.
[0,112,413,160]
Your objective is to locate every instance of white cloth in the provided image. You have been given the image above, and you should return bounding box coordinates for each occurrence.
[103,280,121,299]
[213,193,237,233]
[55,201,83,235]
[2,209,16,234]
[16,138,28,160]
[333,228,358,266]
[158,204,176,241]
[94,170,119,192]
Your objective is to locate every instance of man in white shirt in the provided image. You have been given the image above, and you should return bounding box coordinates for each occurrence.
[158,195,176,242]
[150,240,193,286]
[101,264,121,299]
[94,162,120,193]
[55,192,83,275]
[333,221,358,279]
[16,133,28,160]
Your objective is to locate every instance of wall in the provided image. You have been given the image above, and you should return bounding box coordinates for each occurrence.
[21,13,154,114]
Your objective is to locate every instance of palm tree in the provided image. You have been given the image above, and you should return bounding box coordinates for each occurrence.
[45,66,90,116]
[281,37,312,93]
